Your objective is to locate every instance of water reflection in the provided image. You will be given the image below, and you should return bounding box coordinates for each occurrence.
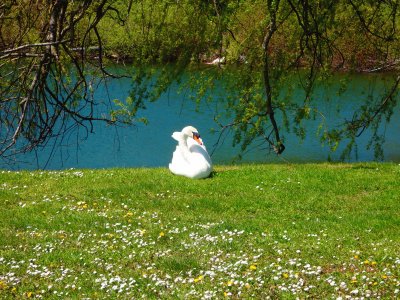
[1,71,399,170]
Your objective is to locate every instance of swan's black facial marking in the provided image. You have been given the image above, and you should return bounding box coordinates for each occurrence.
[192,132,203,145]
[192,132,200,139]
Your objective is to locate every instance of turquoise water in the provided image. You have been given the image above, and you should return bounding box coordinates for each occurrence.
[2,71,399,170]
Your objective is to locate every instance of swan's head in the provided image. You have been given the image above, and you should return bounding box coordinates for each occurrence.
[182,126,203,145]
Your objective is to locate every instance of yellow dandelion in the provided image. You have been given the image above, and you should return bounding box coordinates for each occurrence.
[363,259,370,265]
[382,275,388,279]
[371,261,377,266]
[373,282,378,286]
[226,280,234,286]
[26,292,33,298]
[159,231,165,237]
[0,280,7,289]
[245,283,251,289]
[11,287,17,293]
[77,201,87,208]
[194,275,203,283]
[354,255,359,259]
[249,264,257,271]
[124,211,133,218]
[282,273,289,279]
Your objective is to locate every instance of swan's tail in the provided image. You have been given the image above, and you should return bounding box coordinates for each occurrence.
[171,132,184,142]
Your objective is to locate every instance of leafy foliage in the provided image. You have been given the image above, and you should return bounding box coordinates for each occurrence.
[1,0,399,161]
[115,0,400,160]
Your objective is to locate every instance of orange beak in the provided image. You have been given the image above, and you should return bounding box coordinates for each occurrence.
[193,132,203,145]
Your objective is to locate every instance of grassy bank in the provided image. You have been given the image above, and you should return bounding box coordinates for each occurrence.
[0,163,399,299]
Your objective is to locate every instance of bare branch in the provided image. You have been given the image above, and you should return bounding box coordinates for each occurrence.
[0,40,69,55]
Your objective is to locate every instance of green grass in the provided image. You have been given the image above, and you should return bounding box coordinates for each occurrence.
[0,163,399,299]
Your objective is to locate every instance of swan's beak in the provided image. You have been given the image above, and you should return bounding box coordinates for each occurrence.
[193,132,203,145]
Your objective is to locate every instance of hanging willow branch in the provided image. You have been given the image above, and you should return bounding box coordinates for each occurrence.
[0,0,132,158]
[262,0,285,155]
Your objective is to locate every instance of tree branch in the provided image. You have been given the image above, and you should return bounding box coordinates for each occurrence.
[0,40,69,55]
[262,0,285,155]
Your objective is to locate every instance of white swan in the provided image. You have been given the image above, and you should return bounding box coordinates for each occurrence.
[169,126,212,179]
[205,56,226,65]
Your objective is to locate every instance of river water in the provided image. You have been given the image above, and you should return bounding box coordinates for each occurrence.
[1,69,399,170]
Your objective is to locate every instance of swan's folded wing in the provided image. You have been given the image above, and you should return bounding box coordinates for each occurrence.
[189,144,212,166]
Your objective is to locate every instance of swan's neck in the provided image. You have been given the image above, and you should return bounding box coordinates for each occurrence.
[180,136,191,157]
[181,136,188,147]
